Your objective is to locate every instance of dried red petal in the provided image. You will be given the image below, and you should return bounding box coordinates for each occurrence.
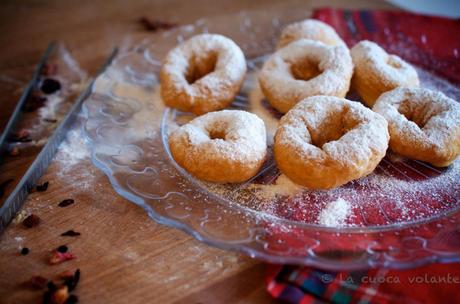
[23,214,40,228]
[9,147,20,156]
[42,63,58,76]
[58,270,74,280]
[29,275,48,289]
[49,251,76,265]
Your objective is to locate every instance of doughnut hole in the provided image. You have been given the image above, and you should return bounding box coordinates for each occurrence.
[206,122,228,140]
[208,129,227,140]
[185,52,218,84]
[289,57,322,81]
[308,107,360,148]
[397,98,444,129]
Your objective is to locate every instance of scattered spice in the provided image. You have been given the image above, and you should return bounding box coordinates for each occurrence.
[10,129,32,142]
[57,245,68,253]
[0,178,14,198]
[13,210,29,224]
[44,118,58,123]
[139,17,177,32]
[58,199,74,208]
[41,78,61,94]
[36,181,50,192]
[53,285,69,304]
[61,230,81,237]
[65,295,78,304]
[28,275,48,289]
[23,214,40,228]
[23,95,47,112]
[21,247,30,255]
[42,63,58,76]
[58,270,74,280]
[49,251,76,265]
[42,269,80,303]
[9,146,20,156]
[64,269,80,292]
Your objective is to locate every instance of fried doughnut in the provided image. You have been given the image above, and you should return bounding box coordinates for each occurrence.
[274,96,389,189]
[373,87,460,167]
[259,40,353,114]
[168,110,267,183]
[351,40,419,107]
[160,34,247,115]
[277,19,346,48]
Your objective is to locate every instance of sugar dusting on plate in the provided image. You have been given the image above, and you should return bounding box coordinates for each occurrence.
[318,198,352,227]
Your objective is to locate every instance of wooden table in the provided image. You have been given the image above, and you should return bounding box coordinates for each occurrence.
[0,1,393,303]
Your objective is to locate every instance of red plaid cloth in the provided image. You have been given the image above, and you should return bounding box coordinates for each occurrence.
[266,263,460,304]
[266,8,460,304]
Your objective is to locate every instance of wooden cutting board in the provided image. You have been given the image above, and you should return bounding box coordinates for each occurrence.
[0,1,393,303]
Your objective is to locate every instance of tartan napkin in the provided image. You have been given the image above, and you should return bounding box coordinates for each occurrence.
[266,263,460,304]
[266,8,460,304]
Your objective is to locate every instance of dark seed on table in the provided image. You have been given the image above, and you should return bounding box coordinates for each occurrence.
[43,118,58,123]
[47,281,57,291]
[41,78,61,94]
[0,178,14,198]
[21,247,30,255]
[65,269,80,292]
[57,245,68,253]
[58,199,74,207]
[23,214,40,228]
[43,290,52,304]
[65,294,79,304]
[61,230,81,237]
[36,181,49,192]
[139,17,177,32]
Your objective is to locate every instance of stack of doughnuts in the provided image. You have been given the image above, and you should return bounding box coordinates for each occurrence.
[161,20,460,189]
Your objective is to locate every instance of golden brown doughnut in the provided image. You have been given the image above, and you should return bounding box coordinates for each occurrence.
[373,87,460,167]
[351,40,419,107]
[168,110,267,183]
[160,34,247,115]
[258,40,353,114]
[274,96,389,189]
[277,19,346,48]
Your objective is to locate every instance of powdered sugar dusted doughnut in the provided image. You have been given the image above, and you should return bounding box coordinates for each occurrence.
[160,34,247,115]
[351,40,419,107]
[275,96,389,189]
[373,87,460,167]
[169,110,267,183]
[259,40,353,114]
[277,19,346,48]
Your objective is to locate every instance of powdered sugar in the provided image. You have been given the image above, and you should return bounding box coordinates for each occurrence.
[318,198,352,227]
[161,33,247,112]
[169,110,267,164]
[277,19,347,48]
[259,39,353,113]
[55,127,90,168]
[373,87,460,166]
[351,40,419,88]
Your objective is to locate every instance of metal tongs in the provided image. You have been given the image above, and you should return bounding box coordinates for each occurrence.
[0,43,118,232]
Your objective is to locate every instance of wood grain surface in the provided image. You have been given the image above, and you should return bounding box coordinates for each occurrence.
[0,1,393,303]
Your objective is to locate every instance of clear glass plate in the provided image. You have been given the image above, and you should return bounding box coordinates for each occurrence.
[82,10,460,270]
